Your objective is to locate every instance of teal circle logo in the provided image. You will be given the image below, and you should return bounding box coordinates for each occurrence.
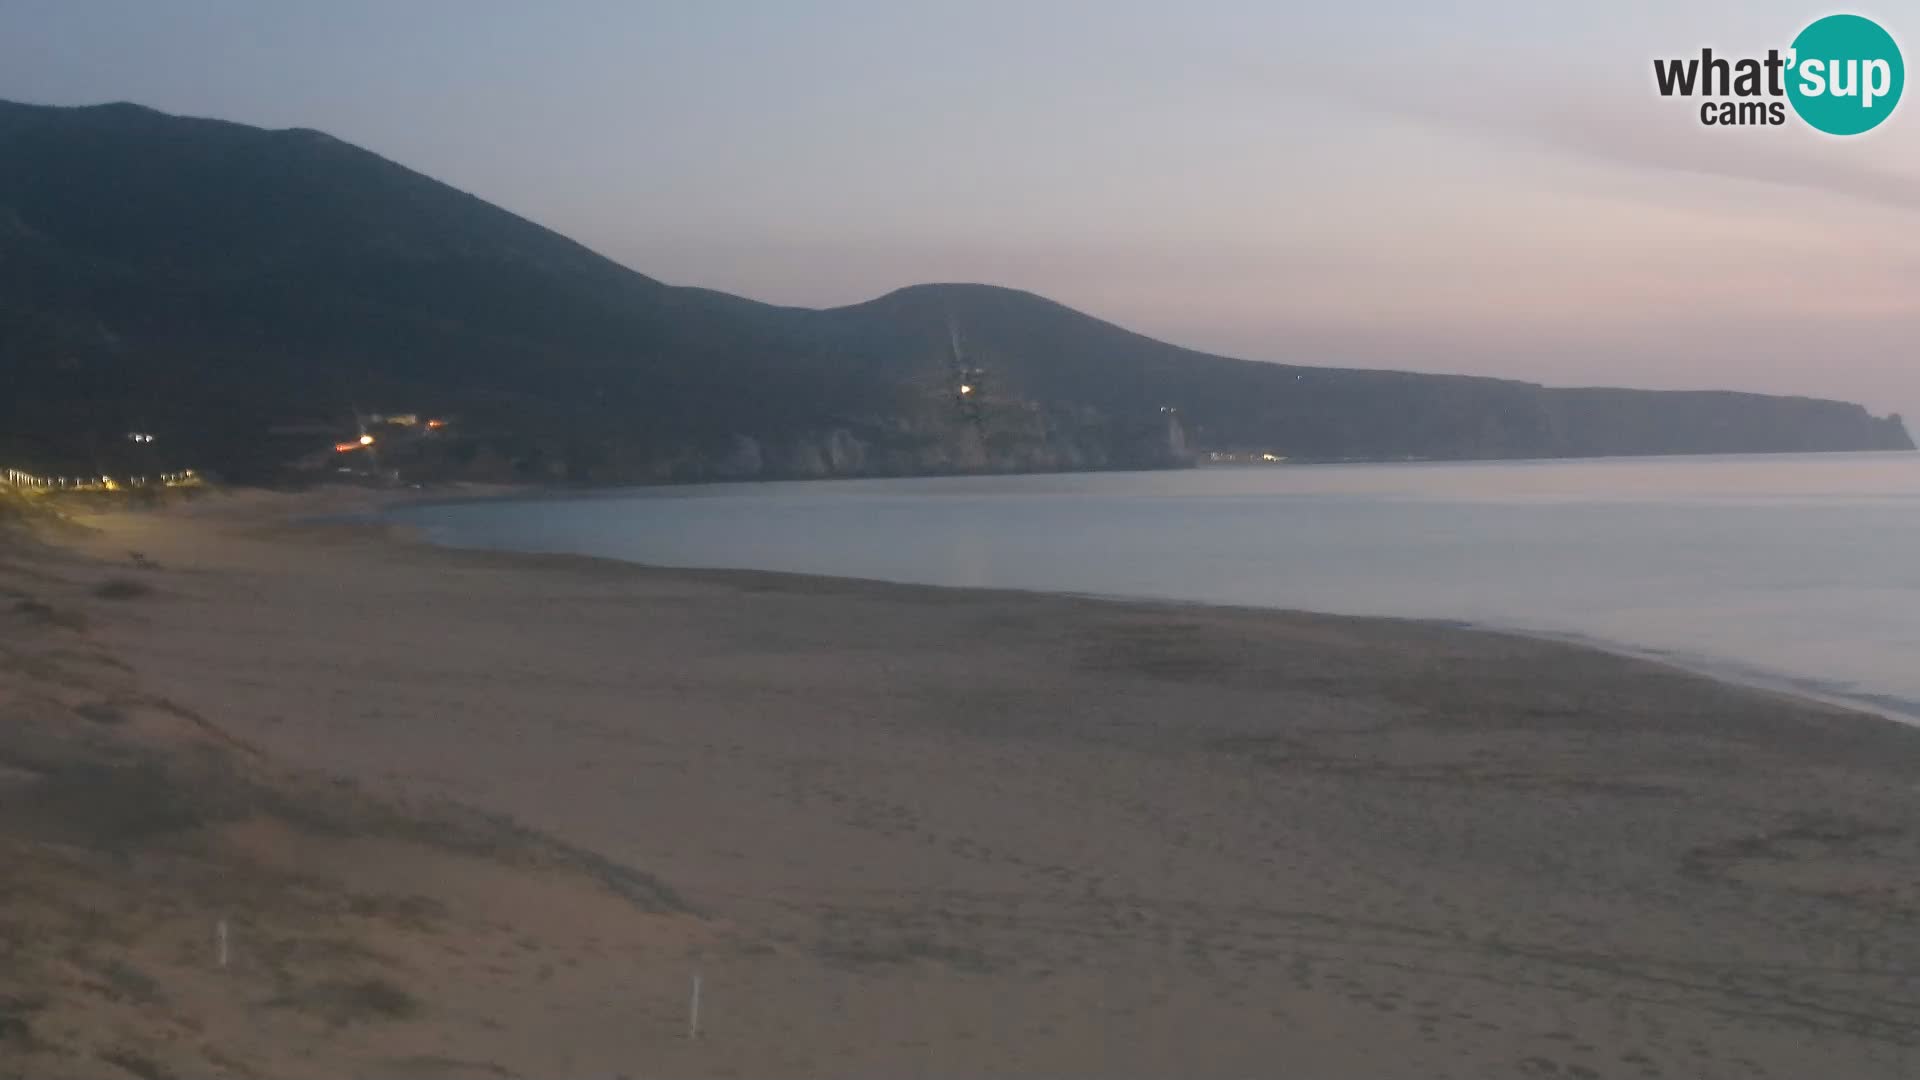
[1787,14,1904,135]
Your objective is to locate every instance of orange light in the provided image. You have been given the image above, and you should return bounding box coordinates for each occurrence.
[335,441,361,453]
[426,419,445,429]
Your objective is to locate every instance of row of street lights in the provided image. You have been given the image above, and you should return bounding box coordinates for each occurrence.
[3,467,197,491]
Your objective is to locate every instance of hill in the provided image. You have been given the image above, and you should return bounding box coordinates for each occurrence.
[0,100,1909,483]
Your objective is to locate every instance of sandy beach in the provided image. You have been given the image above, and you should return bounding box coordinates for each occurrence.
[4,487,1919,1079]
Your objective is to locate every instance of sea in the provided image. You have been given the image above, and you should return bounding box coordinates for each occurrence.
[387,451,1920,725]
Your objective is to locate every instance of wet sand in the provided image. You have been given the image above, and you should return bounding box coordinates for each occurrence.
[5,487,1919,1078]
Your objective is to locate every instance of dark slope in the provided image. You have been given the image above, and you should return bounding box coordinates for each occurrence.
[821,284,1912,461]
[0,101,866,477]
[1,100,1908,482]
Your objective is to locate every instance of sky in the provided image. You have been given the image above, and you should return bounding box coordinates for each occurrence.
[3,1,1917,421]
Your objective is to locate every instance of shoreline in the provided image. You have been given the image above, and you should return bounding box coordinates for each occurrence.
[376,487,1920,734]
[1497,623,1920,732]
[296,444,1920,517]
[9,489,1920,1077]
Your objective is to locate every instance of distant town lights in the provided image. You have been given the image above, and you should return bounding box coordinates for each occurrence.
[3,467,200,491]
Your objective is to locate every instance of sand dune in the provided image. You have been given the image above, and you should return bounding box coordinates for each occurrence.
[4,487,1918,1078]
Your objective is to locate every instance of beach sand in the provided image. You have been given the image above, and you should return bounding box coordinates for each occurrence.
[4,487,1918,1078]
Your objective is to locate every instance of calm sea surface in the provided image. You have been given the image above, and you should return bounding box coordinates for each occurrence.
[390,452,1920,724]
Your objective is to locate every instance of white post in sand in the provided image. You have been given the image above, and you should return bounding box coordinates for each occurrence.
[688,972,703,1039]
[216,919,229,969]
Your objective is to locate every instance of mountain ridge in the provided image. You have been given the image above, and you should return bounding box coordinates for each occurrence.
[0,99,1909,483]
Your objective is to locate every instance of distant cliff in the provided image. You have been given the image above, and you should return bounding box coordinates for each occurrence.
[0,100,1908,484]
